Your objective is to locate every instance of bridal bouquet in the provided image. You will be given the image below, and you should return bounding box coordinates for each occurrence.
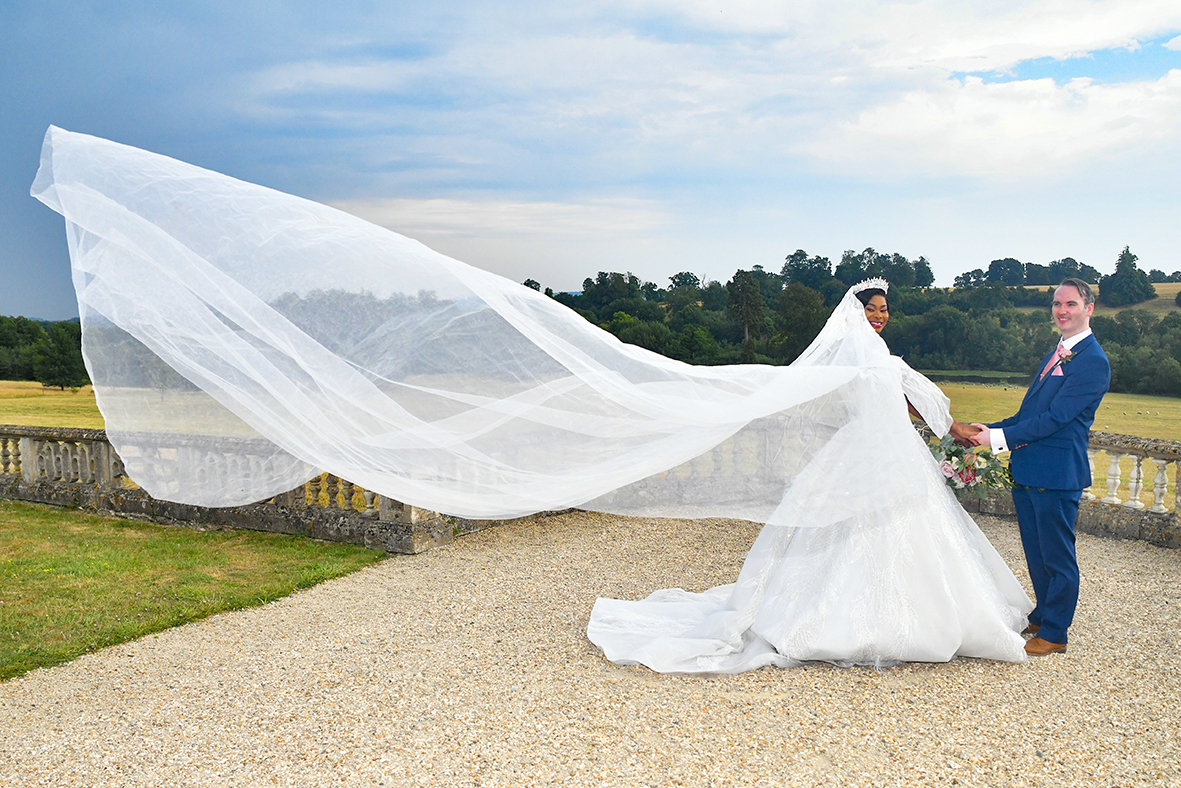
[929,435,1013,499]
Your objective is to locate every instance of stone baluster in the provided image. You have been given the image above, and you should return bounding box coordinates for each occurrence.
[345,481,362,512]
[0,437,11,474]
[711,443,725,477]
[362,489,378,518]
[1148,457,1171,513]
[1101,452,1123,504]
[1122,455,1146,509]
[67,443,81,482]
[1082,448,1097,501]
[731,435,744,477]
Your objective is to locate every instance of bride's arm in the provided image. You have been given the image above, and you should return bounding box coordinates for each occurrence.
[892,360,953,437]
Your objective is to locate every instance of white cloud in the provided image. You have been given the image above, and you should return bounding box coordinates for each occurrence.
[801,69,1181,179]
[1165,33,1181,50]
[331,195,670,239]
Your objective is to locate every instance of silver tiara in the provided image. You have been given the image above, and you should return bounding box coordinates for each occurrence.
[851,277,889,294]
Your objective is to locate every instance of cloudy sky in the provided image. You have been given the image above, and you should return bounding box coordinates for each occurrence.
[2,0,1180,319]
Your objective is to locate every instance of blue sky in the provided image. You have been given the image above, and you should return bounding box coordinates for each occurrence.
[2,0,1180,319]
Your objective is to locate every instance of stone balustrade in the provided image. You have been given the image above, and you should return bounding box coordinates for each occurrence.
[957,430,1181,548]
[2,423,1179,551]
[0,424,497,554]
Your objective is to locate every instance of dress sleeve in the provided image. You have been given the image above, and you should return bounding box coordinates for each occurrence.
[892,358,952,437]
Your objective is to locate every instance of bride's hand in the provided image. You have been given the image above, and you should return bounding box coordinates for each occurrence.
[949,420,982,448]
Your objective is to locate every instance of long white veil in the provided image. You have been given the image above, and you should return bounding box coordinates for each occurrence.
[30,126,936,526]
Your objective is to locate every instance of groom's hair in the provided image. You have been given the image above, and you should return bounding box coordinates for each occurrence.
[1058,278,1095,307]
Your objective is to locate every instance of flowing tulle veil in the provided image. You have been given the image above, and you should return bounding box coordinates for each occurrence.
[32,126,921,526]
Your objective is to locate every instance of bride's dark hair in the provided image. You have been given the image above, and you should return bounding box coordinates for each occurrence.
[854,288,888,308]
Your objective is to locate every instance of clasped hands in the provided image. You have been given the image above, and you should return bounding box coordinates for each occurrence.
[949,421,991,449]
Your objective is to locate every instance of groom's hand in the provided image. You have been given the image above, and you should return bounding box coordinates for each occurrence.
[968,423,990,448]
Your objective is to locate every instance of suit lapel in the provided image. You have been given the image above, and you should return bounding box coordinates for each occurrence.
[1026,334,1096,399]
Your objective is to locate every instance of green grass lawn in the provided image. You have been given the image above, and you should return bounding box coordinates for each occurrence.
[0,499,384,681]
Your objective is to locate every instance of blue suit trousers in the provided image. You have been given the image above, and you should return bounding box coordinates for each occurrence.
[1011,485,1080,644]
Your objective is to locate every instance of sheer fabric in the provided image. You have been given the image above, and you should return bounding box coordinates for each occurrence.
[32,126,914,526]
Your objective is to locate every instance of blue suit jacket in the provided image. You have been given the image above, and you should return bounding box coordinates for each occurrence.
[989,334,1110,490]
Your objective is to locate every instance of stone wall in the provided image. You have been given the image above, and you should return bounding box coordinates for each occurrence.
[0,424,515,554]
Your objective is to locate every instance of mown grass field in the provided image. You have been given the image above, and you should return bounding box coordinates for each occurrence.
[0,499,384,680]
[0,381,105,429]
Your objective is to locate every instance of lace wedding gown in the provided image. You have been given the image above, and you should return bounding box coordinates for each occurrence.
[587,293,1034,673]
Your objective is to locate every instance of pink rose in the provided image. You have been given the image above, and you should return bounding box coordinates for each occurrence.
[941,461,955,478]
[964,453,977,465]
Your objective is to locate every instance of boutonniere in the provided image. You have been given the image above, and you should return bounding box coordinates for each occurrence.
[1057,346,1073,365]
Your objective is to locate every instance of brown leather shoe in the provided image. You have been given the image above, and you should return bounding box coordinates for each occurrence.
[1025,636,1067,656]
[1021,623,1040,636]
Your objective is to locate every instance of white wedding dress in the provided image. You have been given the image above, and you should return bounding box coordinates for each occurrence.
[31,127,1031,672]
[587,292,1034,673]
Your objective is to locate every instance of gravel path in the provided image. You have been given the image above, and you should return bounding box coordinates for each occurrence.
[2,512,1179,787]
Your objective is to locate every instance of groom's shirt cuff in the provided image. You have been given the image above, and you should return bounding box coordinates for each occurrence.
[989,428,1010,454]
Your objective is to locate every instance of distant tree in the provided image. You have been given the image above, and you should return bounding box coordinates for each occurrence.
[32,322,89,390]
[833,249,868,287]
[986,258,1025,286]
[781,250,834,291]
[749,264,783,302]
[953,269,986,288]
[1098,247,1156,307]
[1079,263,1103,283]
[0,316,48,380]
[675,325,722,364]
[581,271,644,312]
[1024,263,1051,285]
[522,278,541,291]
[1149,269,1168,283]
[701,280,728,311]
[544,287,554,298]
[880,253,917,288]
[913,257,935,288]
[726,270,766,362]
[771,283,829,361]
[639,281,663,301]
[668,271,701,289]
[1046,257,1080,282]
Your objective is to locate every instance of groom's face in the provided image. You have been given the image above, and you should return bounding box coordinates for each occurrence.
[1052,284,1093,338]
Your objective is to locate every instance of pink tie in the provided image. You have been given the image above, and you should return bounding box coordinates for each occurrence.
[1039,344,1064,380]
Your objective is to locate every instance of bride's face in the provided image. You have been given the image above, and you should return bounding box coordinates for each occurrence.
[863,295,889,333]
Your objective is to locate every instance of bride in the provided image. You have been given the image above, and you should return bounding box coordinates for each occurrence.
[32,127,1030,672]
[586,280,1033,673]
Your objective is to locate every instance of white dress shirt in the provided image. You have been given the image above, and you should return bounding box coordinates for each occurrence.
[988,328,1093,454]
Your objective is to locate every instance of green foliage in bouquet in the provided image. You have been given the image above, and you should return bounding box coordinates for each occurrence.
[929,435,1013,500]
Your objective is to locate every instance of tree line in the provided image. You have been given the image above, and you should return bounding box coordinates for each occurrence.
[0,316,89,389]
[953,246,1160,308]
[528,245,1180,397]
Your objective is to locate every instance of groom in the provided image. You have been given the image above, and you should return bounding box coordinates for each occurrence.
[970,278,1109,656]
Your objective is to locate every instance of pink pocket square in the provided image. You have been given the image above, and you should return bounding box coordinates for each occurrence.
[1050,365,1064,376]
